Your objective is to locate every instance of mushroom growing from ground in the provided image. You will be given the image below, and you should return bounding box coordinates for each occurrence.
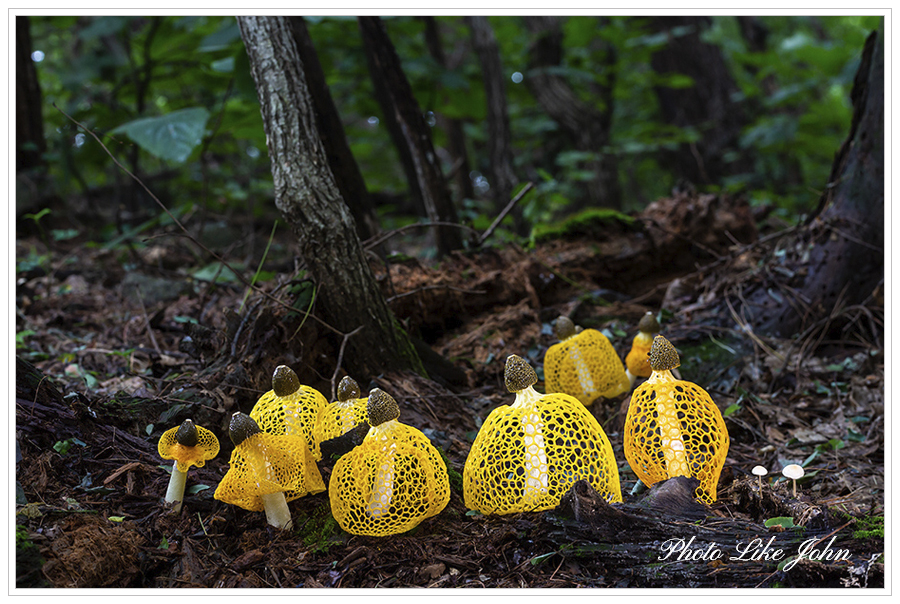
[782,464,805,498]
[463,355,622,515]
[250,365,326,460]
[312,376,369,454]
[625,312,661,387]
[623,335,730,504]
[543,316,631,405]
[214,412,325,530]
[158,419,219,513]
[752,465,768,490]
[328,388,450,536]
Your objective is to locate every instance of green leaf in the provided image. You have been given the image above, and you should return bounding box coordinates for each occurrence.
[764,516,795,528]
[108,516,125,522]
[530,552,556,566]
[187,484,210,494]
[111,107,211,163]
[723,403,741,417]
[192,261,240,284]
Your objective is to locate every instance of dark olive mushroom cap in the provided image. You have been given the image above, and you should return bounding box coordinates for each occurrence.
[505,354,538,393]
[648,335,681,372]
[637,312,661,335]
[272,365,300,397]
[367,388,400,426]
[337,376,361,402]
[229,412,262,447]
[175,419,199,447]
[553,316,576,340]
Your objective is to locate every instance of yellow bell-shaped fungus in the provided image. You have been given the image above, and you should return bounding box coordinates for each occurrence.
[625,312,661,386]
[250,365,326,460]
[329,388,450,536]
[463,355,622,515]
[312,376,369,452]
[543,316,630,405]
[623,335,729,504]
[214,412,325,530]
[158,419,219,513]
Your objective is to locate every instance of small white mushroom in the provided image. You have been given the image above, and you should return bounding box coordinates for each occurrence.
[752,465,768,490]
[781,464,804,498]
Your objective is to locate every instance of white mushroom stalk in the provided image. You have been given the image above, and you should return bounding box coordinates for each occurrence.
[782,464,805,498]
[165,462,189,513]
[363,390,403,519]
[752,465,768,491]
[230,412,294,530]
[507,356,550,505]
[366,435,397,518]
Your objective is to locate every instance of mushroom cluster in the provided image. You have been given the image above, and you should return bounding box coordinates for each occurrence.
[464,355,622,515]
[543,316,630,405]
[328,388,450,536]
[623,335,729,504]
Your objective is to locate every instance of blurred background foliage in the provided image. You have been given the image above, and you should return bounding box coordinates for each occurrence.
[22,14,881,252]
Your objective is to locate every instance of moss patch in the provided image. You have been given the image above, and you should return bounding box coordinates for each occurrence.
[530,208,636,245]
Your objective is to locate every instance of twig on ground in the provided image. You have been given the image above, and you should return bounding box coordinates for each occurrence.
[331,326,364,401]
[478,182,534,246]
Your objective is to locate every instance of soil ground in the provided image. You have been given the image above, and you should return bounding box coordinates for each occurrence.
[14,196,884,589]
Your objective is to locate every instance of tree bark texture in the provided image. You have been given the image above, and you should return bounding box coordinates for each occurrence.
[358,16,463,257]
[419,16,475,204]
[738,29,884,338]
[17,16,46,172]
[237,16,422,378]
[647,16,753,185]
[467,16,519,220]
[524,16,621,211]
[289,17,379,243]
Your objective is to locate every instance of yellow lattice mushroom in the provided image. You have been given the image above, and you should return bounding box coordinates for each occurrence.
[543,316,630,405]
[312,376,369,452]
[623,335,729,504]
[329,388,450,537]
[214,412,325,530]
[463,355,622,515]
[625,312,661,386]
[158,419,219,513]
[250,365,326,460]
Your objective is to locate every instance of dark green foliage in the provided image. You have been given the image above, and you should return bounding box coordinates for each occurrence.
[26,15,882,246]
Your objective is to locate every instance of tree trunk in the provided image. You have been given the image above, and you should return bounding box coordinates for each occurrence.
[16,16,46,172]
[236,16,423,378]
[358,16,463,257]
[647,16,753,186]
[289,17,379,243]
[467,16,520,225]
[418,16,475,204]
[738,29,884,338]
[524,16,621,211]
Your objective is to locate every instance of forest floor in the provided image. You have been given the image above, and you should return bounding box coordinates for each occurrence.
[14,193,885,589]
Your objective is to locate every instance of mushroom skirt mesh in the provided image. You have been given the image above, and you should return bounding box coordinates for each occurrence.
[544,330,630,405]
[158,425,219,472]
[329,421,449,536]
[463,394,622,515]
[250,386,326,460]
[624,380,729,504]
[313,398,369,451]
[214,433,325,511]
